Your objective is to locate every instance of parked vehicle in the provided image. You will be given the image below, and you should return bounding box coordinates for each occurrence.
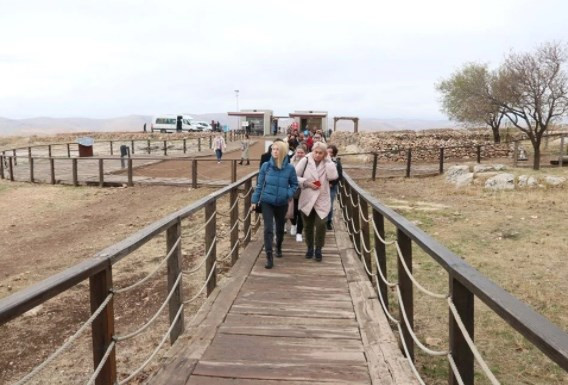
[150,115,197,132]
[192,121,213,132]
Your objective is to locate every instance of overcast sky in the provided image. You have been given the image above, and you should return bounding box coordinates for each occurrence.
[0,0,567,120]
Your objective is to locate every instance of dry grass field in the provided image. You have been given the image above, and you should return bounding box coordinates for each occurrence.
[358,165,568,385]
[0,179,243,384]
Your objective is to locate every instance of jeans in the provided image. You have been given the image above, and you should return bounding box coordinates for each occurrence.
[327,184,338,223]
[290,198,304,234]
[302,209,327,249]
[215,149,222,161]
[261,202,287,254]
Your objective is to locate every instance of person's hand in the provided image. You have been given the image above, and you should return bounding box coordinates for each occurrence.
[251,204,257,211]
[306,181,320,190]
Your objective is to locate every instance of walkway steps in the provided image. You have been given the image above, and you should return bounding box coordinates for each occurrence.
[149,224,416,384]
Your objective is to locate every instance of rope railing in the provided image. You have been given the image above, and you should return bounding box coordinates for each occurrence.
[85,340,116,385]
[338,179,504,385]
[113,237,181,294]
[13,293,114,385]
[114,273,182,342]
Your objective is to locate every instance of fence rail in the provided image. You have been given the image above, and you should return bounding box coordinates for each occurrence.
[0,170,261,385]
[339,173,568,384]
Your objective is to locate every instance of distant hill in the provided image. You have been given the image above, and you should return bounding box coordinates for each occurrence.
[0,114,456,136]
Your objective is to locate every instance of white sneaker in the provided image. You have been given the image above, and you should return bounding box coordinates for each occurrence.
[296,233,303,242]
[290,225,297,236]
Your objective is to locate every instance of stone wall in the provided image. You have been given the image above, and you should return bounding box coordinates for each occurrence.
[330,129,513,162]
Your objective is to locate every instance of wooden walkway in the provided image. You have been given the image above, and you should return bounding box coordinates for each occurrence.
[149,219,416,384]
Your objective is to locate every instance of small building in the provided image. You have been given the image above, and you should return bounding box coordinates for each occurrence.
[289,111,328,134]
[228,109,274,136]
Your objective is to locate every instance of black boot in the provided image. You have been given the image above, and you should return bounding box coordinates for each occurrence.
[276,242,283,258]
[326,221,333,231]
[315,248,323,262]
[265,252,274,269]
[239,159,243,165]
[305,248,314,259]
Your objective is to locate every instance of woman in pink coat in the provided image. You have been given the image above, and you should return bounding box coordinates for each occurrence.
[295,142,338,261]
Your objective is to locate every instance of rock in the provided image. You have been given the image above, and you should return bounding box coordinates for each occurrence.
[455,173,474,188]
[23,305,44,318]
[544,176,566,186]
[485,173,515,190]
[518,175,538,188]
[473,164,495,173]
[445,165,470,183]
[493,164,506,171]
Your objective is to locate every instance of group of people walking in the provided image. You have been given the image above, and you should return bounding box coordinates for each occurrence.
[251,130,343,269]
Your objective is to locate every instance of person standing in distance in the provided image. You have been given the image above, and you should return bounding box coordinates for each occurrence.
[213,132,226,163]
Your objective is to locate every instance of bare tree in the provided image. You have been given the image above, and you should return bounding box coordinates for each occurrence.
[437,63,505,143]
[493,42,568,169]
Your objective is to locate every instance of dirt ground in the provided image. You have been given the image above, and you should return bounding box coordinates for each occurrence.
[357,165,568,385]
[0,180,247,384]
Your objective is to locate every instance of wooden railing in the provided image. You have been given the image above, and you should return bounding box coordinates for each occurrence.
[339,173,568,384]
[0,171,259,385]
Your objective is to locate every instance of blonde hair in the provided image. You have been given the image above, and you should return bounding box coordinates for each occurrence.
[311,141,328,153]
[272,141,289,169]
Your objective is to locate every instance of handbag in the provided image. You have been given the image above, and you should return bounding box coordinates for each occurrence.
[254,175,267,214]
[293,158,309,199]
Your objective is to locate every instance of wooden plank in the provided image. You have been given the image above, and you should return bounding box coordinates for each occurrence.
[230,303,355,319]
[167,220,184,344]
[192,361,370,384]
[204,201,217,295]
[187,377,359,385]
[148,240,264,384]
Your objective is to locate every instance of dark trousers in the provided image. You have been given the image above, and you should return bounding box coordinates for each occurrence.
[215,149,222,160]
[290,198,303,234]
[261,202,287,254]
[302,209,327,249]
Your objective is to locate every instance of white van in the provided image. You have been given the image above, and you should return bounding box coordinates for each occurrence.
[151,115,196,132]
[193,121,213,132]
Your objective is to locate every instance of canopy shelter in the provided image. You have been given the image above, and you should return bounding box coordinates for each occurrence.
[333,116,359,133]
[289,111,328,134]
[228,110,273,135]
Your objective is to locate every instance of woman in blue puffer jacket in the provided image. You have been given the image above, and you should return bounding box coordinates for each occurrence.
[251,141,298,269]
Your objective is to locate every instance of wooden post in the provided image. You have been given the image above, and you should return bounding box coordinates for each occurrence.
[28,146,32,160]
[48,145,52,158]
[198,137,201,152]
[9,157,14,181]
[127,159,133,187]
[109,141,113,156]
[29,158,34,182]
[72,158,78,186]
[513,141,519,167]
[373,209,388,309]
[346,185,355,245]
[67,143,71,158]
[166,220,184,344]
[89,267,116,385]
[449,277,474,385]
[476,145,481,164]
[243,178,252,247]
[192,159,198,189]
[406,149,412,178]
[559,137,565,167]
[230,187,239,265]
[50,158,55,184]
[183,139,187,154]
[204,201,217,296]
[0,155,4,179]
[209,136,212,149]
[352,190,361,259]
[131,140,135,155]
[439,147,445,174]
[147,140,151,154]
[371,153,378,181]
[231,160,237,183]
[164,140,167,156]
[397,229,414,361]
[360,199,371,281]
[224,131,227,143]
[99,159,104,187]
